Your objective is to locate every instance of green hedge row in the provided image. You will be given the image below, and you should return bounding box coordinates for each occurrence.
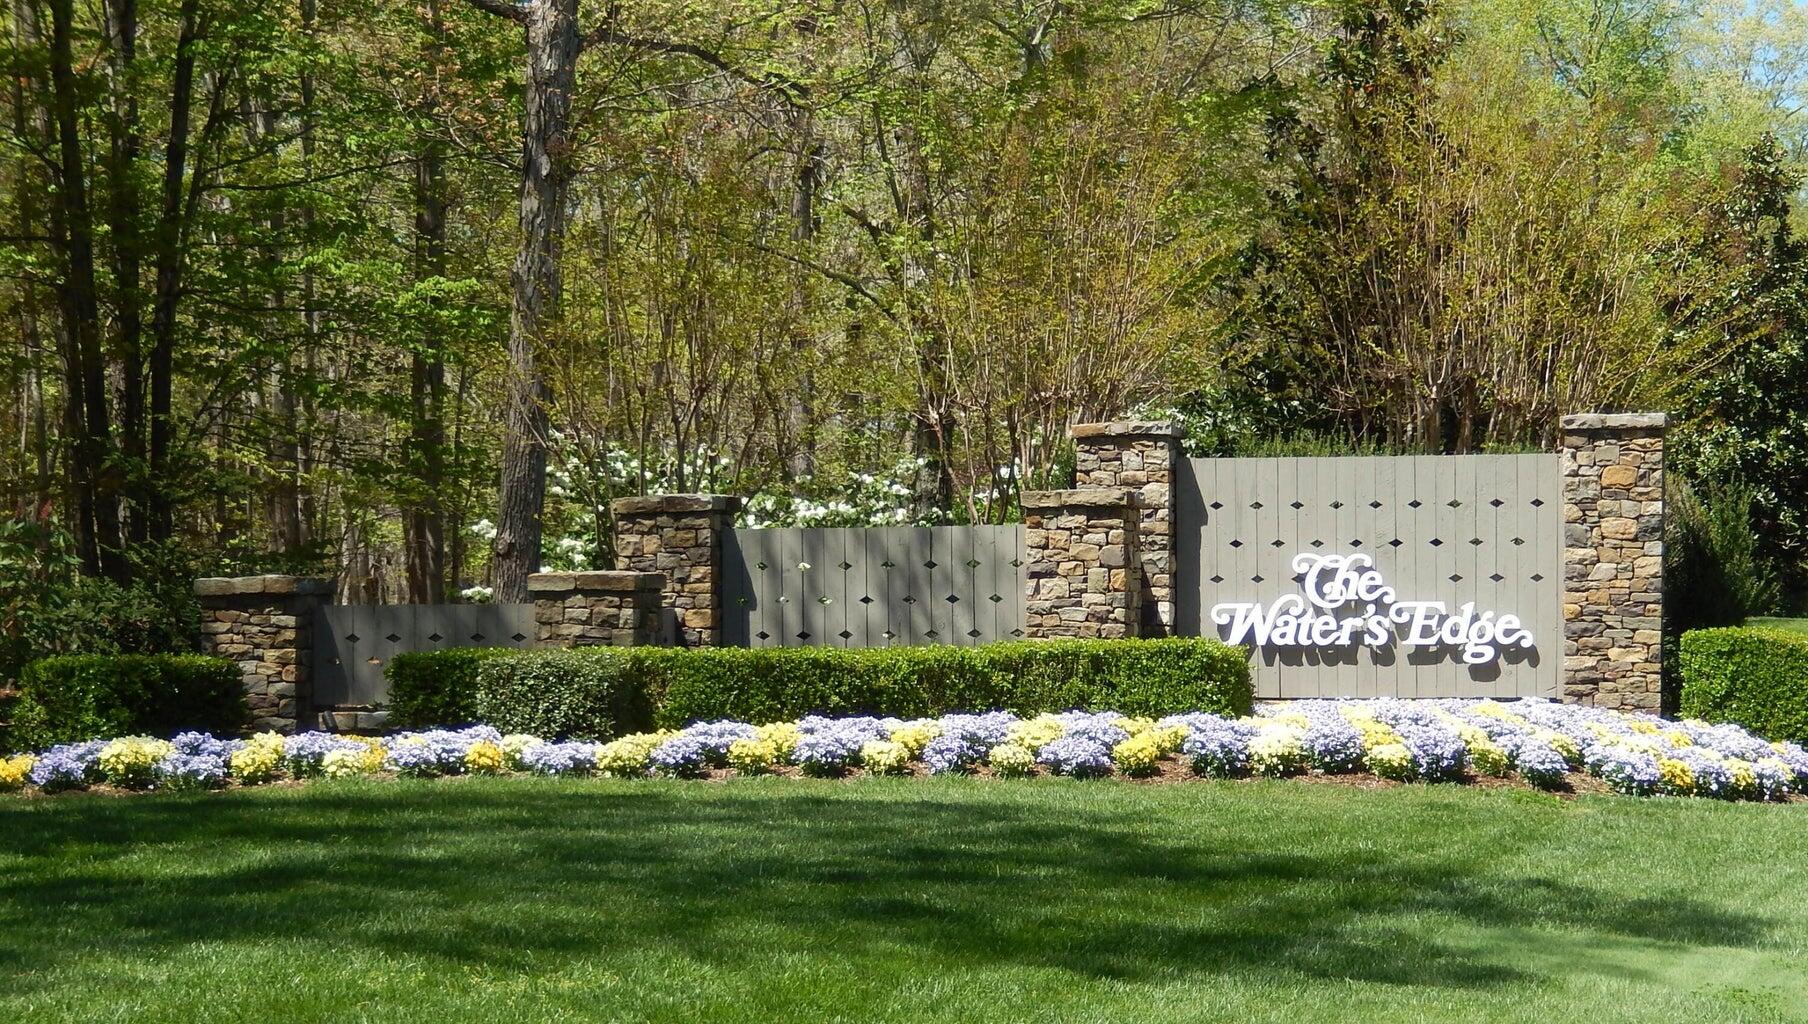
[377,638,1253,740]
[386,647,514,729]
[11,654,247,750]
[1679,626,1808,743]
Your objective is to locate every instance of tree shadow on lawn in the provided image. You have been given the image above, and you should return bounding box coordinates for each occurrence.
[0,782,1779,1000]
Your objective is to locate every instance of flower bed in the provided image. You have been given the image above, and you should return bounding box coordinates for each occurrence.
[5,700,1808,801]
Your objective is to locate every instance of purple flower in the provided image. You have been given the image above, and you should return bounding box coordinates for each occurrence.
[649,734,715,777]
[1507,739,1568,787]
[1396,723,1467,781]
[171,732,230,759]
[1586,744,1663,795]
[520,741,598,776]
[1037,736,1114,778]
[156,751,227,790]
[27,741,105,792]
[284,732,365,776]
[1177,716,1255,777]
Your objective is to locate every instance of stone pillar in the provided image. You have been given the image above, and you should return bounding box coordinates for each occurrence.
[1021,488,1141,639]
[193,575,333,733]
[1070,421,1181,636]
[611,494,741,647]
[1560,413,1666,712]
[528,571,665,647]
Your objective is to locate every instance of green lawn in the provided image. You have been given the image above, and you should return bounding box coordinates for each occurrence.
[3,779,1807,1023]
[1749,617,1808,635]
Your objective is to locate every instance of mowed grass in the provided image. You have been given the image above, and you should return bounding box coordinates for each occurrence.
[3,779,1807,1024]
[1748,617,1808,635]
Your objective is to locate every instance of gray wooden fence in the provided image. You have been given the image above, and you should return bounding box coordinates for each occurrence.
[313,603,536,706]
[1174,455,1562,699]
[722,526,1027,647]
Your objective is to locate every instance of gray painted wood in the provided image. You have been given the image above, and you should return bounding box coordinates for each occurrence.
[722,525,1028,648]
[1175,454,1561,699]
[313,602,534,706]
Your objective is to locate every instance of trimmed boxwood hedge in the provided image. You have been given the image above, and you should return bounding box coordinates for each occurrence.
[1679,626,1808,743]
[385,647,514,729]
[473,648,656,740]
[10,653,247,750]
[458,638,1252,740]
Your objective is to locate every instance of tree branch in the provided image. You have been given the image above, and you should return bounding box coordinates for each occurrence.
[583,25,808,103]
[464,0,525,24]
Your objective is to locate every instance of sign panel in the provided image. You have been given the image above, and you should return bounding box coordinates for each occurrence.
[1174,455,1561,699]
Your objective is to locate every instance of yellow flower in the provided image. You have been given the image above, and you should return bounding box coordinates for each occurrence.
[98,737,174,789]
[1368,743,1414,780]
[988,742,1035,777]
[0,754,34,791]
[727,737,779,774]
[1111,733,1163,777]
[500,734,542,770]
[464,740,506,775]
[861,740,912,776]
[1006,715,1065,752]
[596,731,672,776]
[321,747,374,779]
[1466,737,1510,777]
[230,734,286,785]
[756,722,801,759]
[1664,730,1693,749]
[1658,757,1696,795]
[888,722,941,757]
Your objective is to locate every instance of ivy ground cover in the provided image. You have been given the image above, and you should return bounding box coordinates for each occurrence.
[2,778,1806,1023]
[7,699,1808,801]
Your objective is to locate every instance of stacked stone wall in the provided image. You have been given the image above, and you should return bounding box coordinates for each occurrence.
[194,576,333,733]
[1022,489,1141,639]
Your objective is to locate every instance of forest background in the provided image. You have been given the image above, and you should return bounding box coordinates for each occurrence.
[3,0,1805,677]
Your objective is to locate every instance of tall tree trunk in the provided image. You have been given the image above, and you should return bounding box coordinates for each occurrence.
[472,0,578,602]
[104,0,147,544]
[48,0,126,579]
[146,0,203,542]
[297,0,319,544]
[404,0,450,604]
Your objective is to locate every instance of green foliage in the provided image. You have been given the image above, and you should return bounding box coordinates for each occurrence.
[1665,476,1780,636]
[465,639,1250,739]
[1679,626,1808,743]
[472,649,656,741]
[9,654,246,751]
[385,648,513,729]
[641,638,1252,728]
[0,518,199,689]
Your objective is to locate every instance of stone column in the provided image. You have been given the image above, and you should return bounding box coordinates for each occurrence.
[611,494,741,647]
[1560,413,1666,712]
[193,575,334,733]
[1070,421,1181,636]
[1021,488,1141,639]
[528,571,665,647]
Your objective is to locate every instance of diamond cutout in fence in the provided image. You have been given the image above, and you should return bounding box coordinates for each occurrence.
[1429,538,1444,547]
[967,629,982,638]
[858,595,874,605]
[1350,539,1364,548]
[1511,537,1525,546]
[817,596,833,605]
[1209,501,1223,510]
[755,561,768,571]
[838,630,854,640]
[1009,558,1024,568]
[1210,574,1224,584]
[1289,500,1304,510]
[924,629,940,640]
[1389,538,1403,548]
[385,633,402,644]
[837,560,853,571]
[1252,574,1265,583]
[1270,539,1285,548]
[796,631,811,641]
[1369,500,1383,509]
[510,633,528,643]
[945,594,959,604]
[1447,499,1462,508]
[882,630,897,641]
[1009,628,1025,638]
[1229,539,1244,548]
[1489,573,1505,583]
[1311,539,1325,548]
[1330,500,1344,510]
[468,633,484,643]
[777,595,790,604]
[988,593,1004,604]
[1530,573,1545,582]
[1530,498,1546,507]
[1250,501,1264,509]
[1469,537,1483,546]
[965,558,982,569]
[427,633,443,643]
[1449,574,1463,583]
[345,633,361,643]
[902,595,917,605]
[756,631,771,641]
[881,559,896,568]
[1490,498,1505,508]
[736,596,750,606]
[1408,500,1423,509]
[923,560,938,569]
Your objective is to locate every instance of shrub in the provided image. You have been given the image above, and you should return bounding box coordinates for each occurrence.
[385,648,512,729]
[1680,626,1808,742]
[642,638,1252,728]
[473,648,655,740]
[10,654,246,750]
